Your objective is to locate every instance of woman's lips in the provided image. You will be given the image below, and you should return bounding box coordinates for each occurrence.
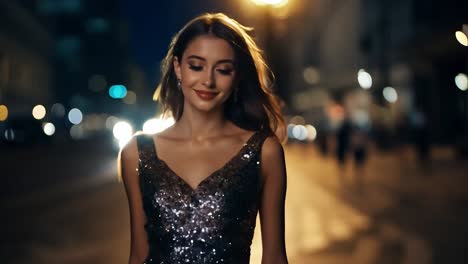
[194,90,218,100]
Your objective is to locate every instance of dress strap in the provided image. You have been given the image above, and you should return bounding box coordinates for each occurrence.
[135,133,157,158]
[249,129,273,152]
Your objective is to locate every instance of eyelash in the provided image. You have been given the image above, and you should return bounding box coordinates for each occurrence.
[188,65,233,76]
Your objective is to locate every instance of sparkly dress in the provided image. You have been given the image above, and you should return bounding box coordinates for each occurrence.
[136,130,270,264]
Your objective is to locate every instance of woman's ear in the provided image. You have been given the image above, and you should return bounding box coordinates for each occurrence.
[173,56,182,80]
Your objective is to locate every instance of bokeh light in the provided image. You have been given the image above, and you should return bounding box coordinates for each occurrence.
[455,31,468,46]
[83,114,106,131]
[0,105,8,121]
[143,116,175,134]
[251,0,288,7]
[70,124,84,139]
[105,115,119,130]
[455,73,468,91]
[305,124,317,141]
[383,86,398,103]
[109,84,128,99]
[303,67,320,85]
[357,69,372,89]
[51,103,66,118]
[123,90,137,104]
[113,121,133,148]
[32,105,46,120]
[4,128,15,141]
[287,124,295,139]
[290,115,305,125]
[43,122,56,136]
[292,125,308,141]
[68,108,83,124]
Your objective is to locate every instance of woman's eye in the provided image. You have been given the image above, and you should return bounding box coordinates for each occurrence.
[188,65,203,71]
[217,69,233,75]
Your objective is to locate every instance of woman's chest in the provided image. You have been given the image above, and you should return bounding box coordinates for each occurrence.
[142,160,262,228]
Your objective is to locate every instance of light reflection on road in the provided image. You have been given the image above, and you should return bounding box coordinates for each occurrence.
[250,144,372,263]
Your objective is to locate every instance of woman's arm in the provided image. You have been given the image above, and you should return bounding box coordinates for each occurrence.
[259,136,289,264]
[119,137,149,264]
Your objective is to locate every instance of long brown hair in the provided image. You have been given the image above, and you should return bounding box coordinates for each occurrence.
[154,13,286,142]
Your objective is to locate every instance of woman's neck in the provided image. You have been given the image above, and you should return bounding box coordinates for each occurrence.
[175,106,229,140]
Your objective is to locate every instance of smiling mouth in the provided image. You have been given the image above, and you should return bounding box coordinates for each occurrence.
[194,90,219,100]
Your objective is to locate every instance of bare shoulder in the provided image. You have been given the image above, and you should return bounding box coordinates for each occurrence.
[118,134,141,182]
[261,135,284,160]
[120,134,140,161]
[260,134,286,183]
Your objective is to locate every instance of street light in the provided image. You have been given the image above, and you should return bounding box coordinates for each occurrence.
[250,0,288,8]
[248,0,290,59]
[249,0,290,102]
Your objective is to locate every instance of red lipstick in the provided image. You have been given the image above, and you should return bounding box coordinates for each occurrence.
[194,90,218,100]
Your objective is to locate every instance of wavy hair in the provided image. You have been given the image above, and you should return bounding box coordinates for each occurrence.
[154,13,286,142]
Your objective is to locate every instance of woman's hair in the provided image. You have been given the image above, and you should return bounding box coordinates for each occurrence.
[155,13,286,142]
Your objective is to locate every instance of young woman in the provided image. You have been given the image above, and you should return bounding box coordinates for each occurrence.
[120,13,288,264]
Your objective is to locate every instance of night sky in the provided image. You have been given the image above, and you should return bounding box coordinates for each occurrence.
[120,0,234,83]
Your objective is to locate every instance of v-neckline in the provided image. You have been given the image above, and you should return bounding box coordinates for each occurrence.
[151,130,259,192]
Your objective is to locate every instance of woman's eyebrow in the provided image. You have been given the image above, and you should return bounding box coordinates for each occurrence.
[186,55,234,65]
[187,55,206,61]
[217,59,235,65]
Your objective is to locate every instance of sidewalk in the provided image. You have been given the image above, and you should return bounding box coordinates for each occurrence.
[286,143,468,264]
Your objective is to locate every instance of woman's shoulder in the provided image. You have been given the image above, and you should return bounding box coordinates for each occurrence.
[261,133,283,157]
[120,133,144,162]
[233,126,281,156]
[121,131,158,159]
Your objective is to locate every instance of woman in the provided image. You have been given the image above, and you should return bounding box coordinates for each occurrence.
[120,13,288,264]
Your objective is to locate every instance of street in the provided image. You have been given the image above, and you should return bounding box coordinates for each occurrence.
[1,141,468,263]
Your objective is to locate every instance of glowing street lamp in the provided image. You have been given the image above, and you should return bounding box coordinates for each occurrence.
[249,0,290,102]
[250,0,288,8]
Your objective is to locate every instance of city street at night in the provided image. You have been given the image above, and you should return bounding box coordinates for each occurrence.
[1,0,468,263]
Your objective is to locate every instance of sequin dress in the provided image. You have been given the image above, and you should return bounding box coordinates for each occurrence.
[136,130,270,264]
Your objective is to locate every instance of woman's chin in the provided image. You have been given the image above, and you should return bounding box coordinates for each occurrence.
[189,100,225,113]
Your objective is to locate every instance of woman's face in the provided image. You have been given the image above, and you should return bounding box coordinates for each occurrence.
[174,34,236,113]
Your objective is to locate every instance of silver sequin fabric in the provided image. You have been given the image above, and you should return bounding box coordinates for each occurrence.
[136,130,270,264]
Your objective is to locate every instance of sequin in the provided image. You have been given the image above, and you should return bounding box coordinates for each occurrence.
[136,130,270,264]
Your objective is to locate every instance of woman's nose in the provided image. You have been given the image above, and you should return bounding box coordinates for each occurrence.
[202,70,215,88]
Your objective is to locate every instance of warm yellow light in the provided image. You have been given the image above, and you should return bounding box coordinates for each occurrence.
[455,31,468,46]
[250,0,288,8]
[0,105,8,121]
[32,104,46,120]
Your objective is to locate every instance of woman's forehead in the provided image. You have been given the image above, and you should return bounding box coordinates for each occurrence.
[183,35,235,62]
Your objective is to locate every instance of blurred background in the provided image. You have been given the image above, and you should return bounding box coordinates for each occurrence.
[1,0,467,263]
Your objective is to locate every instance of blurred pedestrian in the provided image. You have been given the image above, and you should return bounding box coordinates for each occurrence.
[119,13,288,264]
[336,117,352,163]
[351,122,370,191]
[411,108,430,164]
[336,115,352,184]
